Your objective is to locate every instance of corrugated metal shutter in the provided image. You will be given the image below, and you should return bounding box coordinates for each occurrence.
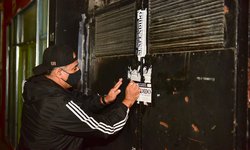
[94,3,136,56]
[149,0,224,53]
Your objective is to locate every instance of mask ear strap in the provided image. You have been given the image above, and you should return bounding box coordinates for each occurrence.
[57,68,69,83]
[60,68,70,74]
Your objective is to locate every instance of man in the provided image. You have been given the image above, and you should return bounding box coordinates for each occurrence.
[18,45,140,150]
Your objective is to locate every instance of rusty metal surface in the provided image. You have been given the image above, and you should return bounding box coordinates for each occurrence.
[86,0,248,149]
[88,50,236,150]
[94,2,136,56]
[142,50,235,150]
[149,0,224,52]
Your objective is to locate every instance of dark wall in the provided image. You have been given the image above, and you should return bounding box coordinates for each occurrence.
[86,0,248,149]
[236,0,249,149]
[248,1,250,148]
[49,0,85,51]
[143,50,234,150]
[86,56,138,150]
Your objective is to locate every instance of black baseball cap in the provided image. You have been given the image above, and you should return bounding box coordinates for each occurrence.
[33,45,77,75]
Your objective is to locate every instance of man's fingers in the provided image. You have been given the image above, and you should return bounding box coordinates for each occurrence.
[113,78,123,90]
[113,82,122,90]
[114,89,121,95]
[129,81,138,88]
[129,80,135,86]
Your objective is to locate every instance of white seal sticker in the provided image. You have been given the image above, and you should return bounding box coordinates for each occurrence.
[127,66,152,104]
[137,83,152,104]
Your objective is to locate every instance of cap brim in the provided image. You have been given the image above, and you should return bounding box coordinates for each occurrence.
[33,64,51,75]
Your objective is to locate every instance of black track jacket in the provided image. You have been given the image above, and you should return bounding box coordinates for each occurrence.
[18,75,129,150]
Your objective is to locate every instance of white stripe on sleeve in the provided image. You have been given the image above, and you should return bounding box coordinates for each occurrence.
[66,100,129,134]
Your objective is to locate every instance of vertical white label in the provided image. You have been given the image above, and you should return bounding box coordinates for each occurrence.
[136,9,147,61]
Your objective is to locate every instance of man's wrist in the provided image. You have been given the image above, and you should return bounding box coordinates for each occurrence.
[101,95,107,105]
[122,99,133,108]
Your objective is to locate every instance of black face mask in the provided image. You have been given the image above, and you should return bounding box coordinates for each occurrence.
[62,69,81,88]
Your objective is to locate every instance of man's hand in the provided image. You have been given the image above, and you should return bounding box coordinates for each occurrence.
[104,78,123,104]
[122,80,140,108]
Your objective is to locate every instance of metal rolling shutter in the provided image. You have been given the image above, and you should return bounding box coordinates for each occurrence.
[94,3,136,56]
[149,0,224,53]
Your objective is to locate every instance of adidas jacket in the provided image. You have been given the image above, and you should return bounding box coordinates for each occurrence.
[18,75,129,150]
